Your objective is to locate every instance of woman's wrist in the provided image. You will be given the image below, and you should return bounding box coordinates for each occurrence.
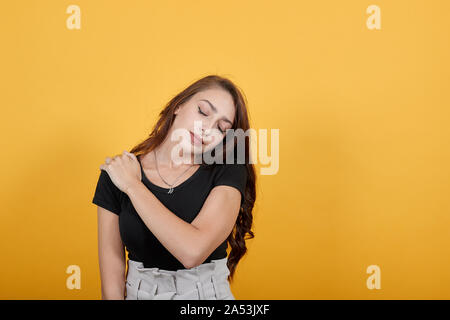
[124,180,144,196]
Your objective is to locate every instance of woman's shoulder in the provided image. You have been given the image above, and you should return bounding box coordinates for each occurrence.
[203,161,247,182]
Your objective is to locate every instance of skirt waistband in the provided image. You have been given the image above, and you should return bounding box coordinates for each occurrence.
[128,257,230,277]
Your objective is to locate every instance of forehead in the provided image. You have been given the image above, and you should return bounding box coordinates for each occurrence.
[194,87,235,113]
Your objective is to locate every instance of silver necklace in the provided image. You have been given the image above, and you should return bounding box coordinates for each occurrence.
[154,149,195,194]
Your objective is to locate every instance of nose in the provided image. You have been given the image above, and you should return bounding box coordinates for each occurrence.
[201,129,210,144]
[201,119,214,132]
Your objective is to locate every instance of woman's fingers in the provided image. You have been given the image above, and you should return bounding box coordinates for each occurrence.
[121,150,135,161]
[122,150,130,160]
[111,154,122,161]
[126,151,137,161]
[102,151,134,170]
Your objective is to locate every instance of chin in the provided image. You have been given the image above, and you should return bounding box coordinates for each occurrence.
[182,142,203,155]
[192,146,206,156]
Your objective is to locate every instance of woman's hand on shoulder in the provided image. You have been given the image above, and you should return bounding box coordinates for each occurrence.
[100,151,142,193]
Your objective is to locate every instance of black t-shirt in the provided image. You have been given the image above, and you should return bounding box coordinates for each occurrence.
[92,156,248,271]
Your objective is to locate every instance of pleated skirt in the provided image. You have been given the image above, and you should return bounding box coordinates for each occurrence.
[125,257,235,300]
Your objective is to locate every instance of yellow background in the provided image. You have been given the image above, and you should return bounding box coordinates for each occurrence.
[1,0,449,299]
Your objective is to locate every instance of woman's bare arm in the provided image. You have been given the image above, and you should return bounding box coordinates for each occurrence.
[97,206,126,299]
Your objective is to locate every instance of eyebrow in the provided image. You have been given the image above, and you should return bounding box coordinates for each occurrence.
[199,99,233,126]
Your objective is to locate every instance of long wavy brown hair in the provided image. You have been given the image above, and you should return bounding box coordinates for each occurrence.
[128,74,256,282]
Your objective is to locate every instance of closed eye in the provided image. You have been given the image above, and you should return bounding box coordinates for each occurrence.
[198,106,225,134]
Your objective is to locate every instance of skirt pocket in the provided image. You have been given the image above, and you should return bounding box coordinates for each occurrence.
[125,280,134,300]
[211,275,235,300]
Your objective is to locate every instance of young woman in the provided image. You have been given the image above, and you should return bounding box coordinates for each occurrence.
[92,75,256,300]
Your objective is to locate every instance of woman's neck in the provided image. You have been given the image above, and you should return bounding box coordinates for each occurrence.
[149,138,197,169]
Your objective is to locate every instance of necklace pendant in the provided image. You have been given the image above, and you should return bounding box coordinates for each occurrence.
[168,187,173,194]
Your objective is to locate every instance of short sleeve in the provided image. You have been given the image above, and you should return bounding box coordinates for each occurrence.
[92,169,123,215]
[213,163,248,205]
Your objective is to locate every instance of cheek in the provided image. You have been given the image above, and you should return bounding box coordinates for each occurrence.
[208,134,227,149]
[205,132,224,145]
[176,107,198,123]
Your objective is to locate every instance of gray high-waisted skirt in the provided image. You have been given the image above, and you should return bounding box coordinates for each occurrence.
[125,257,236,300]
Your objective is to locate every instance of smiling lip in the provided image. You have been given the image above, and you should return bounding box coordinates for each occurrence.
[190,131,203,145]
